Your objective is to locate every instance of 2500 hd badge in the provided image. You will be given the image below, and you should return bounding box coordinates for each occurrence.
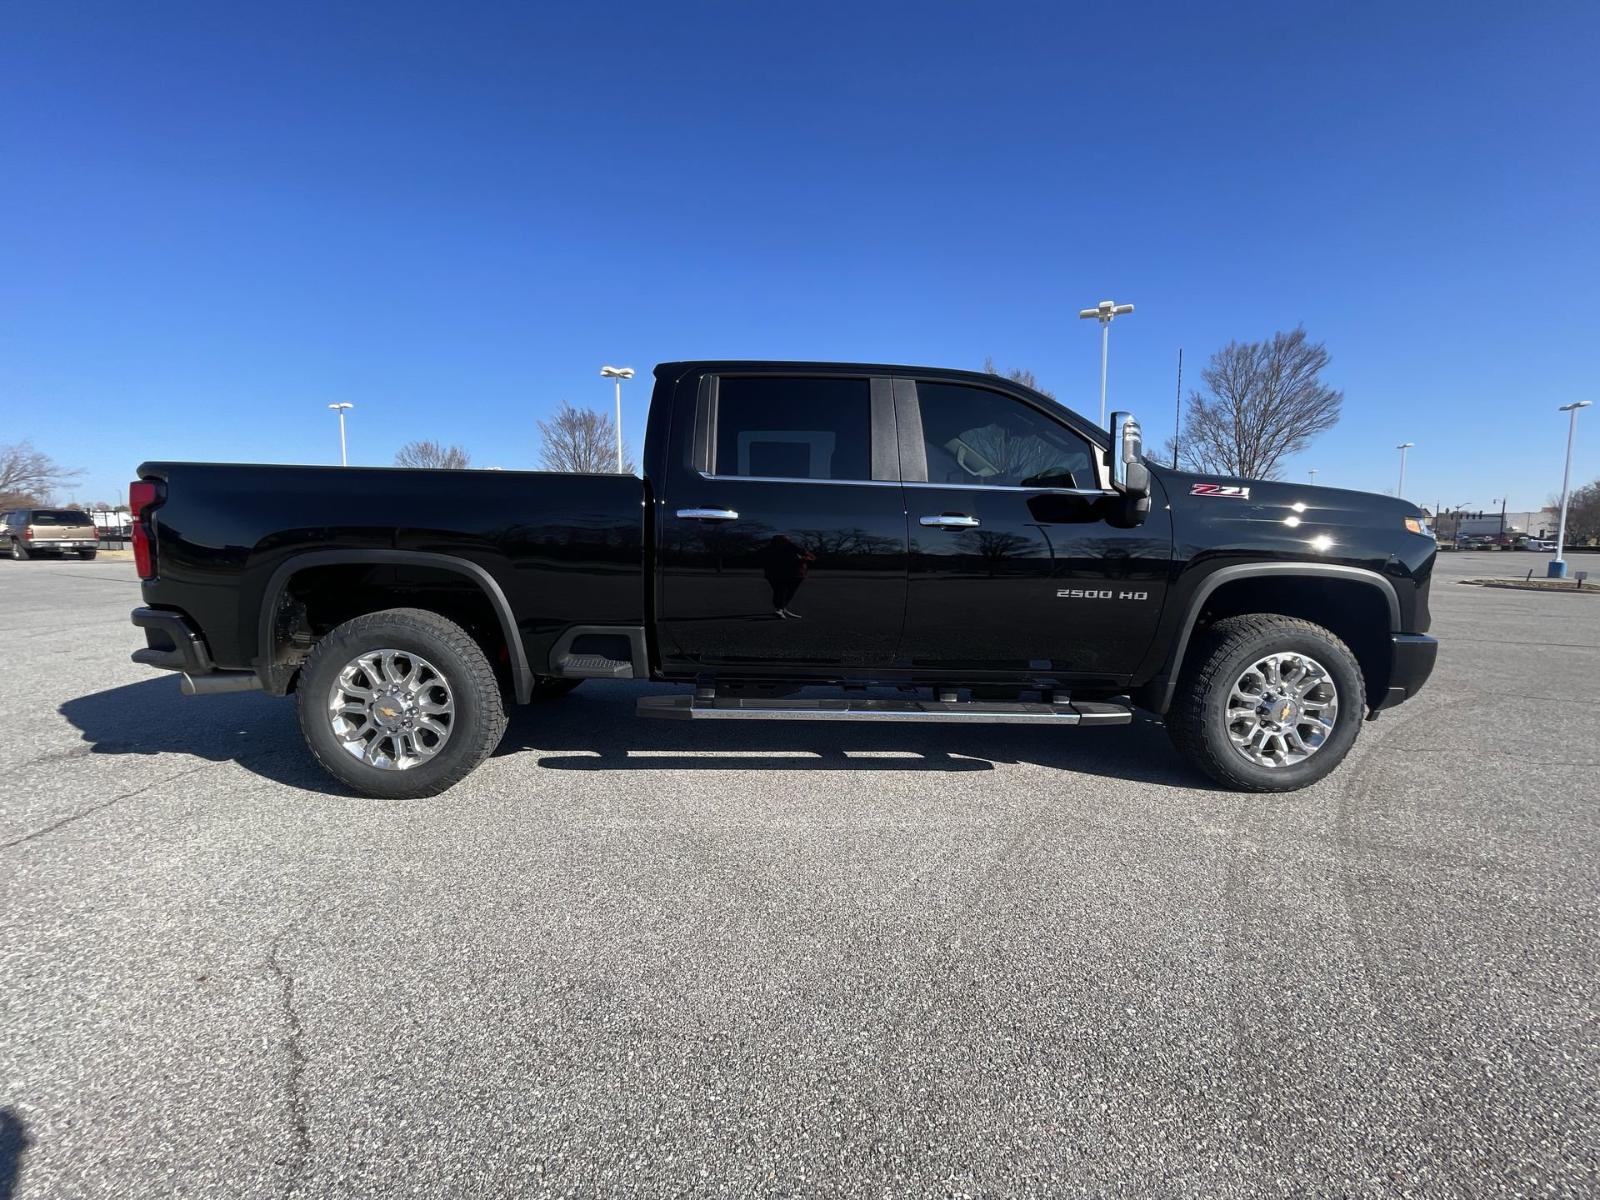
[1057,589,1150,600]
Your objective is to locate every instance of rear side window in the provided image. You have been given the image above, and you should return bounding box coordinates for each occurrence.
[713,376,872,481]
[916,383,1096,490]
[32,510,95,526]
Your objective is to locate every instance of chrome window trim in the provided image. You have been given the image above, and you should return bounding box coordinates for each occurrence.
[904,480,1115,497]
[698,471,896,487]
[696,471,1114,497]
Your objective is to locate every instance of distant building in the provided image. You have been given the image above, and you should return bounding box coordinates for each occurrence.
[1455,510,1558,538]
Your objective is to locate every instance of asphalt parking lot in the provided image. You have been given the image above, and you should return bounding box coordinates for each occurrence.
[2,552,1596,1198]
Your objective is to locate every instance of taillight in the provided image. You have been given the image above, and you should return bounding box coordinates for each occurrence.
[129,479,162,579]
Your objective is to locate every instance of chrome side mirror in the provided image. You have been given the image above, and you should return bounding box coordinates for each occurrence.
[1109,411,1149,493]
[1108,410,1152,521]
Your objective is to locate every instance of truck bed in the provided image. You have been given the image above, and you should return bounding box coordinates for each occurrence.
[135,462,646,680]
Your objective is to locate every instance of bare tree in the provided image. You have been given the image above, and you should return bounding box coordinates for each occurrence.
[394,440,472,469]
[1557,478,1600,543]
[984,357,1055,399]
[536,403,635,473]
[0,440,83,509]
[1171,328,1342,480]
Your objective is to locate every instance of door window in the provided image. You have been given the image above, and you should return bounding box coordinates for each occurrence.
[916,382,1096,489]
[713,376,872,481]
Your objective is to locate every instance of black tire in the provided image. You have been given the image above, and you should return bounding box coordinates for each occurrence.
[78,549,98,560]
[296,607,507,799]
[1167,614,1365,792]
[10,539,29,561]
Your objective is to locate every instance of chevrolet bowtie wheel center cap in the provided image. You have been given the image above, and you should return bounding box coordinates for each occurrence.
[372,693,412,729]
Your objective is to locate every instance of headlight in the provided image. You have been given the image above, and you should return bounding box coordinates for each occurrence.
[1404,517,1433,538]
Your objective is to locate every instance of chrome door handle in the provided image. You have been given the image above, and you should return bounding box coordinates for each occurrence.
[676,507,740,522]
[920,514,980,529]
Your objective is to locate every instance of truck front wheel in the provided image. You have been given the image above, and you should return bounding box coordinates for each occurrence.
[296,607,507,799]
[1167,614,1365,792]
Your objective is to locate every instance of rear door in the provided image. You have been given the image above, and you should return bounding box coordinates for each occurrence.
[655,372,909,672]
[897,378,1173,684]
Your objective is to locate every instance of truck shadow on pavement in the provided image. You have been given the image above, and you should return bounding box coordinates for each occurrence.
[502,683,1202,789]
[0,1109,29,1200]
[57,678,1202,793]
[57,677,349,795]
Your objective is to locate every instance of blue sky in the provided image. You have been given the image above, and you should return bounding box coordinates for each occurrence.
[2,1,1596,513]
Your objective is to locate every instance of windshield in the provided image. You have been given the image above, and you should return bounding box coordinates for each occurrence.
[32,510,95,526]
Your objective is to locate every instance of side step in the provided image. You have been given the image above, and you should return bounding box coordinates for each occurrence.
[636,695,1133,725]
[549,626,647,680]
[554,653,635,679]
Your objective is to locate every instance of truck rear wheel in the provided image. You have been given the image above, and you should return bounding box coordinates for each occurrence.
[1167,614,1365,792]
[296,607,507,799]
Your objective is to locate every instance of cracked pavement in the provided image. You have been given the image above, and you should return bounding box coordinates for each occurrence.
[1,552,1596,1197]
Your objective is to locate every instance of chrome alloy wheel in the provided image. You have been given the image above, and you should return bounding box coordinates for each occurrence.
[326,649,455,770]
[1225,651,1339,768]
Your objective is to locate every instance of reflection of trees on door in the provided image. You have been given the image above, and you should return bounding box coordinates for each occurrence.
[673,522,773,574]
[972,530,1034,577]
[793,527,902,561]
[1070,536,1157,579]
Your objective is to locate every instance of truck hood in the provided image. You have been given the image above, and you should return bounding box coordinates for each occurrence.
[1153,466,1427,567]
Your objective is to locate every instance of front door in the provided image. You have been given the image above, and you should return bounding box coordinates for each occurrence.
[896,378,1173,685]
[655,373,909,672]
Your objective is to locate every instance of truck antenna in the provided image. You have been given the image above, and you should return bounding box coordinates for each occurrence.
[1172,347,1183,469]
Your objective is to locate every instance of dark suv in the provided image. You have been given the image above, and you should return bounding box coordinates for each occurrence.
[4,508,100,560]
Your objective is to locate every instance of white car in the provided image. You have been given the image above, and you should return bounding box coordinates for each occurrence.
[1526,538,1559,551]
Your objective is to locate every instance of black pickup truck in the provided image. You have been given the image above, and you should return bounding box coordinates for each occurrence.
[129,361,1437,797]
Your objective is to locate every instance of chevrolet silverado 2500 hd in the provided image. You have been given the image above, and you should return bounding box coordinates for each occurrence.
[128,361,1437,797]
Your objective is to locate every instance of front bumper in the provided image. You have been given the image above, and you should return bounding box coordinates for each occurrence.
[131,607,215,675]
[1372,633,1438,711]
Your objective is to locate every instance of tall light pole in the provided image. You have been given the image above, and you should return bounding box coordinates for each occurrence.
[1550,400,1592,578]
[1491,496,1509,545]
[328,403,353,466]
[1395,442,1414,499]
[599,366,634,473]
[1078,299,1134,428]
[1309,468,1318,486]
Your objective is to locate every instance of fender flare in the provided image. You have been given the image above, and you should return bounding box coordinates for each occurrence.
[1148,562,1401,713]
[256,549,534,703]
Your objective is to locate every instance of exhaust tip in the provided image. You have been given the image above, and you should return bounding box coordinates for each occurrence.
[181,671,264,696]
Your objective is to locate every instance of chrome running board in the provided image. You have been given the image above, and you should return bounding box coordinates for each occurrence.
[636,694,1133,725]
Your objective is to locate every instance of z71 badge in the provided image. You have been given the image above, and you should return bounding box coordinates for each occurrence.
[1191,482,1251,499]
